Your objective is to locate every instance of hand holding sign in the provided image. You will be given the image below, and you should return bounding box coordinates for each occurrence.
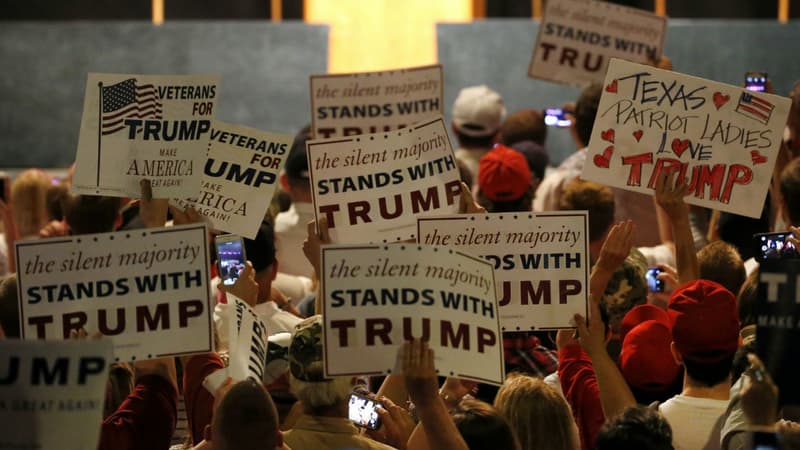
[402,339,439,405]
[303,217,330,280]
[654,169,690,222]
[140,179,169,228]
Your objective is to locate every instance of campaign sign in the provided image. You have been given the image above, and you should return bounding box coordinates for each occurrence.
[757,260,800,406]
[582,59,791,219]
[321,244,504,385]
[418,212,588,330]
[227,295,268,383]
[310,64,443,138]
[0,340,112,450]
[307,117,461,244]
[174,120,292,239]
[74,73,221,199]
[16,224,213,361]
[529,0,666,86]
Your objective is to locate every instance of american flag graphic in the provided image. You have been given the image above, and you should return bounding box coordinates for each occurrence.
[101,79,163,135]
[735,92,774,125]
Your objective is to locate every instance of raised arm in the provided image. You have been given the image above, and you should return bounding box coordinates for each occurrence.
[654,169,698,284]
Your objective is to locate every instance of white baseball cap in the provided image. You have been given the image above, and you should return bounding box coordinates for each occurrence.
[452,85,507,137]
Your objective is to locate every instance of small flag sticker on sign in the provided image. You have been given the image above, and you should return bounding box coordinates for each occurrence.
[101,79,163,135]
[735,92,775,125]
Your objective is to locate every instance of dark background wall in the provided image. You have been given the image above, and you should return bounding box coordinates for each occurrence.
[0,22,327,167]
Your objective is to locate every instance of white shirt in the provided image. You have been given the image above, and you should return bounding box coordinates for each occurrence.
[214,301,302,352]
[455,146,491,188]
[533,149,585,212]
[659,394,729,450]
[275,202,316,278]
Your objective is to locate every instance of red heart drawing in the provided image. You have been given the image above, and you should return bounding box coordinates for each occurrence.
[632,130,644,142]
[605,80,618,93]
[593,146,614,168]
[712,92,730,110]
[751,150,767,165]
[601,128,615,143]
[671,138,691,157]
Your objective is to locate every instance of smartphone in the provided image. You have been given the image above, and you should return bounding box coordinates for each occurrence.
[544,108,572,127]
[348,393,382,430]
[754,232,798,262]
[646,267,665,293]
[745,72,768,92]
[214,234,247,286]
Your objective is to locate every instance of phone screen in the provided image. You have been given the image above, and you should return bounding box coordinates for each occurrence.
[745,72,768,92]
[216,237,246,286]
[348,394,382,430]
[646,268,665,293]
[544,108,572,127]
[754,232,798,262]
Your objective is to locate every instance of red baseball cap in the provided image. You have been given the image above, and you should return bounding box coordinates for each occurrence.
[620,304,670,342]
[619,320,681,392]
[478,144,532,202]
[668,280,740,363]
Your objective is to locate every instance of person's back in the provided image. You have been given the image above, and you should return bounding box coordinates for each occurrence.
[659,280,740,450]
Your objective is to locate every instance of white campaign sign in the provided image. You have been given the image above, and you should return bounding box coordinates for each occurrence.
[174,120,292,239]
[0,340,112,450]
[310,64,443,139]
[529,0,666,86]
[74,73,220,199]
[418,212,589,330]
[582,59,792,218]
[228,295,268,383]
[307,117,461,244]
[321,244,504,385]
[15,224,214,361]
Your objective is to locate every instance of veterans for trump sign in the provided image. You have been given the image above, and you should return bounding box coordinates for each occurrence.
[0,340,112,450]
[174,120,292,239]
[529,0,666,86]
[418,212,589,330]
[582,59,791,219]
[15,224,214,361]
[74,73,221,199]
[321,244,504,385]
[310,64,442,138]
[307,117,461,244]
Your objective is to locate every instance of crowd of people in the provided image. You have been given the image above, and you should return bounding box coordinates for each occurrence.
[1,59,800,450]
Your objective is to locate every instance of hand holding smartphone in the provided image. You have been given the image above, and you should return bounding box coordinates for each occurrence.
[214,234,247,286]
[544,108,573,127]
[754,232,799,262]
[348,393,383,430]
[646,267,665,293]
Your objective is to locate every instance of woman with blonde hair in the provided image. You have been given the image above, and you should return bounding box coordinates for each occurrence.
[494,374,580,450]
[10,169,51,238]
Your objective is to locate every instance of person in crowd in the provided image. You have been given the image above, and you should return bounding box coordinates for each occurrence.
[451,399,521,450]
[10,169,51,239]
[697,240,747,296]
[276,133,315,280]
[595,406,674,450]
[497,109,546,148]
[214,220,303,353]
[509,140,549,194]
[494,373,581,450]
[451,85,507,181]
[659,279,739,450]
[283,315,396,450]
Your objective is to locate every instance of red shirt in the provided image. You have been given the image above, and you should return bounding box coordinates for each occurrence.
[98,374,178,450]
[183,353,225,446]
[558,344,605,450]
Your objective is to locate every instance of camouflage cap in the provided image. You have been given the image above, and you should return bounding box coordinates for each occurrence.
[288,315,330,382]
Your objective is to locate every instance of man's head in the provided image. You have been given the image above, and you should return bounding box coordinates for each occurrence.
[452,85,506,148]
[211,379,283,450]
[510,140,550,183]
[697,241,746,297]
[477,144,533,212]
[280,134,312,203]
[574,84,603,148]
[498,109,546,147]
[243,221,278,302]
[668,280,740,387]
[288,315,353,415]
[780,157,800,226]
[558,179,615,260]
[596,406,673,450]
[63,194,121,235]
